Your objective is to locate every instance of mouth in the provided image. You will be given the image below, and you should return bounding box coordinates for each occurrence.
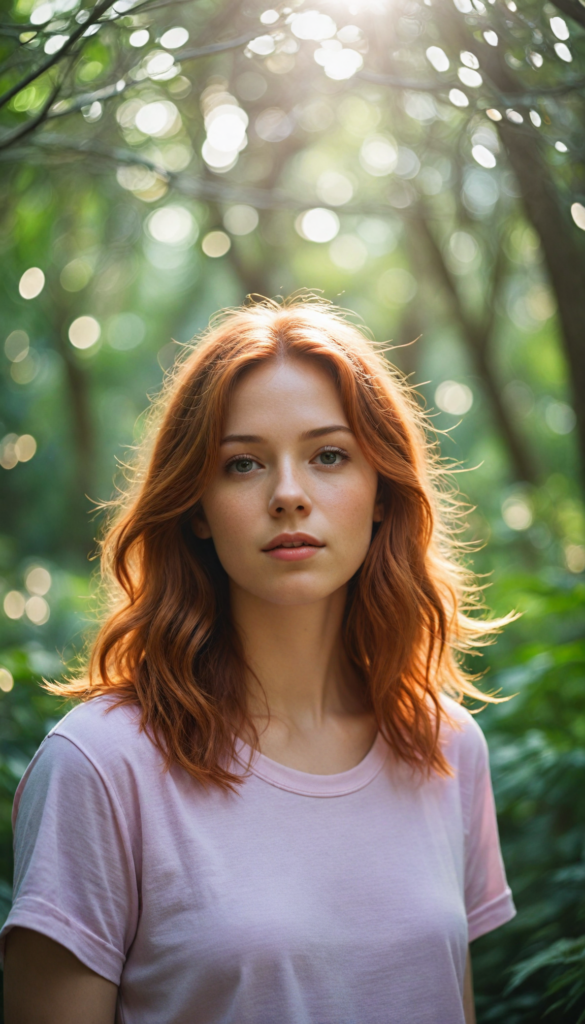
[262,533,325,562]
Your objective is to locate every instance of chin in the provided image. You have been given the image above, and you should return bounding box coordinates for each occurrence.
[244,574,348,607]
[268,589,333,607]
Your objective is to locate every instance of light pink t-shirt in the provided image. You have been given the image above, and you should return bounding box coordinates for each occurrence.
[0,695,515,1024]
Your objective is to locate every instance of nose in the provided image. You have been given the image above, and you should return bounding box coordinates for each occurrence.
[268,457,312,518]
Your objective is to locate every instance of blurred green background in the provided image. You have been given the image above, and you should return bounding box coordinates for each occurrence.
[1,0,585,1018]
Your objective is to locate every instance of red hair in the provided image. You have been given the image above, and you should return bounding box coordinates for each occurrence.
[51,297,517,786]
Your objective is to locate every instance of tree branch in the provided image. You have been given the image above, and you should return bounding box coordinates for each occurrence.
[412,207,540,485]
[433,0,585,486]
[45,79,126,120]
[173,30,261,62]
[358,66,585,104]
[0,75,63,149]
[549,0,585,31]
[357,69,441,91]
[0,0,117,111]
[0,29,264,146]
[480,241,507,354]
[0,134,424,216]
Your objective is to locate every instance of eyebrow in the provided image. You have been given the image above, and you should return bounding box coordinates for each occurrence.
[220,425,353,445]
[301,425,353,441]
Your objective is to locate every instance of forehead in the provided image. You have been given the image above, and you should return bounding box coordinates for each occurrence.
[224,358,348,432]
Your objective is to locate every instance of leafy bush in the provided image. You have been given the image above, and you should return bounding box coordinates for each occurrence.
[0,645,68,896]
[472,572,585,1022]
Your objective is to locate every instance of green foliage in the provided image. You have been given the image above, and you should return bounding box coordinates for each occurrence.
[508,938,585,1022]
[470,573,585,1022]
[0,645,70,899]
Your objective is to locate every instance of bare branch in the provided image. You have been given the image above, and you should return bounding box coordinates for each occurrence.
[0,23,31,36]
[117,0,214,15]
[0,134,430,219]
[549,0,585,31]
[481,243,507,354]
[411,205,539,485]
[0,76,63,149]
[174,31,261,62]
[496,79,585,104]
[0,0,117,111]
[0,26,261,147]
[358,69,441,91]
[46,79,126,119]
[358,66,585,105]
[0,4,269,164]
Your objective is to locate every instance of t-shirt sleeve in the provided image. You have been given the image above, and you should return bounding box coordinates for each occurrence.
[461,720,516,942]
[0,733,139,984]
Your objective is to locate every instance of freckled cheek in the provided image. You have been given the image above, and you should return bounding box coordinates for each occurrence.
[321,476,377,538]
[203,486,266,555]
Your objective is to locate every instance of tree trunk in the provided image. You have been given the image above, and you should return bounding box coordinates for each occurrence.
[498,121,585,489]
[440,4,585,488]
[411,212,540,485]
[49,286,97,563]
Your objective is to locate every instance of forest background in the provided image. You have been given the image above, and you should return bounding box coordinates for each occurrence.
[1,0,585,1018]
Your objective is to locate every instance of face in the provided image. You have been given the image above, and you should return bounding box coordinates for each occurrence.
[194,357,382,607]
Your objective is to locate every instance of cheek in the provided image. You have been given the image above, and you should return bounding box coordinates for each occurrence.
[327,471,378,534]
[202,485,263,560]
[317,472,379,580]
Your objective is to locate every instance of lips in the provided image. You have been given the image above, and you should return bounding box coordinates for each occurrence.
[262,532,324,552]
[262,532,325,562]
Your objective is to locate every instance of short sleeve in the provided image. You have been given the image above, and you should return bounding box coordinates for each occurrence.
[463,723,516,942]
[0,734,139,983]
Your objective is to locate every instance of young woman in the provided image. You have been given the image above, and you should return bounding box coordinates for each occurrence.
[2,298,517,1024]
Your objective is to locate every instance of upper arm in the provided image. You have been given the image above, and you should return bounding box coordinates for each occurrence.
[1,734,138,985]
[4,927,118,1024]
[463,947,476,1024]
[461,720,516,941]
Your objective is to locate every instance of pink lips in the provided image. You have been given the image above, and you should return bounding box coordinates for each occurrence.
[262,532,324,562]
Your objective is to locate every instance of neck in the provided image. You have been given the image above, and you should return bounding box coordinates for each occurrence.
[230,584,363,731]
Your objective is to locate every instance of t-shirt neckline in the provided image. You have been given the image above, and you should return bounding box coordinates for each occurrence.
[233,732,388,797]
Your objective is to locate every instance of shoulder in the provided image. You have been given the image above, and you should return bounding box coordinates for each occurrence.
[438,694,490,776]
[16,696,164,813]
[49,695,145,761]
[49,695,168,782]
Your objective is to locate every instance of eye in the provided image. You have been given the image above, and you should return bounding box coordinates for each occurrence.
[227,456,261,474]
[313,447,348,467]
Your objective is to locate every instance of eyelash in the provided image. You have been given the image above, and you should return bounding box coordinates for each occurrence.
[224,446,349,474]
[225,454,261,474]
[314,446,349,466]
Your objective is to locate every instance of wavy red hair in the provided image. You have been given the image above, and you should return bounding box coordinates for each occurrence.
[51,297,517,786]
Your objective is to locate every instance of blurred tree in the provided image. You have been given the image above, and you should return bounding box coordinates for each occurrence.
[1,0,584,484]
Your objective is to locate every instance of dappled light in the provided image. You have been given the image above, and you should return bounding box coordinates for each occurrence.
[435,380,474,416]
[502,494,533,531]
[1,0,585,1015]
[296,207,340,243]
[223,204,259,236]
[18,268,45,299]
[201,230,231,257]
[0,667,14,692]
[359,135,398,176]
[69,314,101,348]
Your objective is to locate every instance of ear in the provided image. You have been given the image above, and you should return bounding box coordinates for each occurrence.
[191,506,212,540]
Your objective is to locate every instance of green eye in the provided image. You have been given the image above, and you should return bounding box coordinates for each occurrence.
[232,458,255,473]
[318,451,339,465]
